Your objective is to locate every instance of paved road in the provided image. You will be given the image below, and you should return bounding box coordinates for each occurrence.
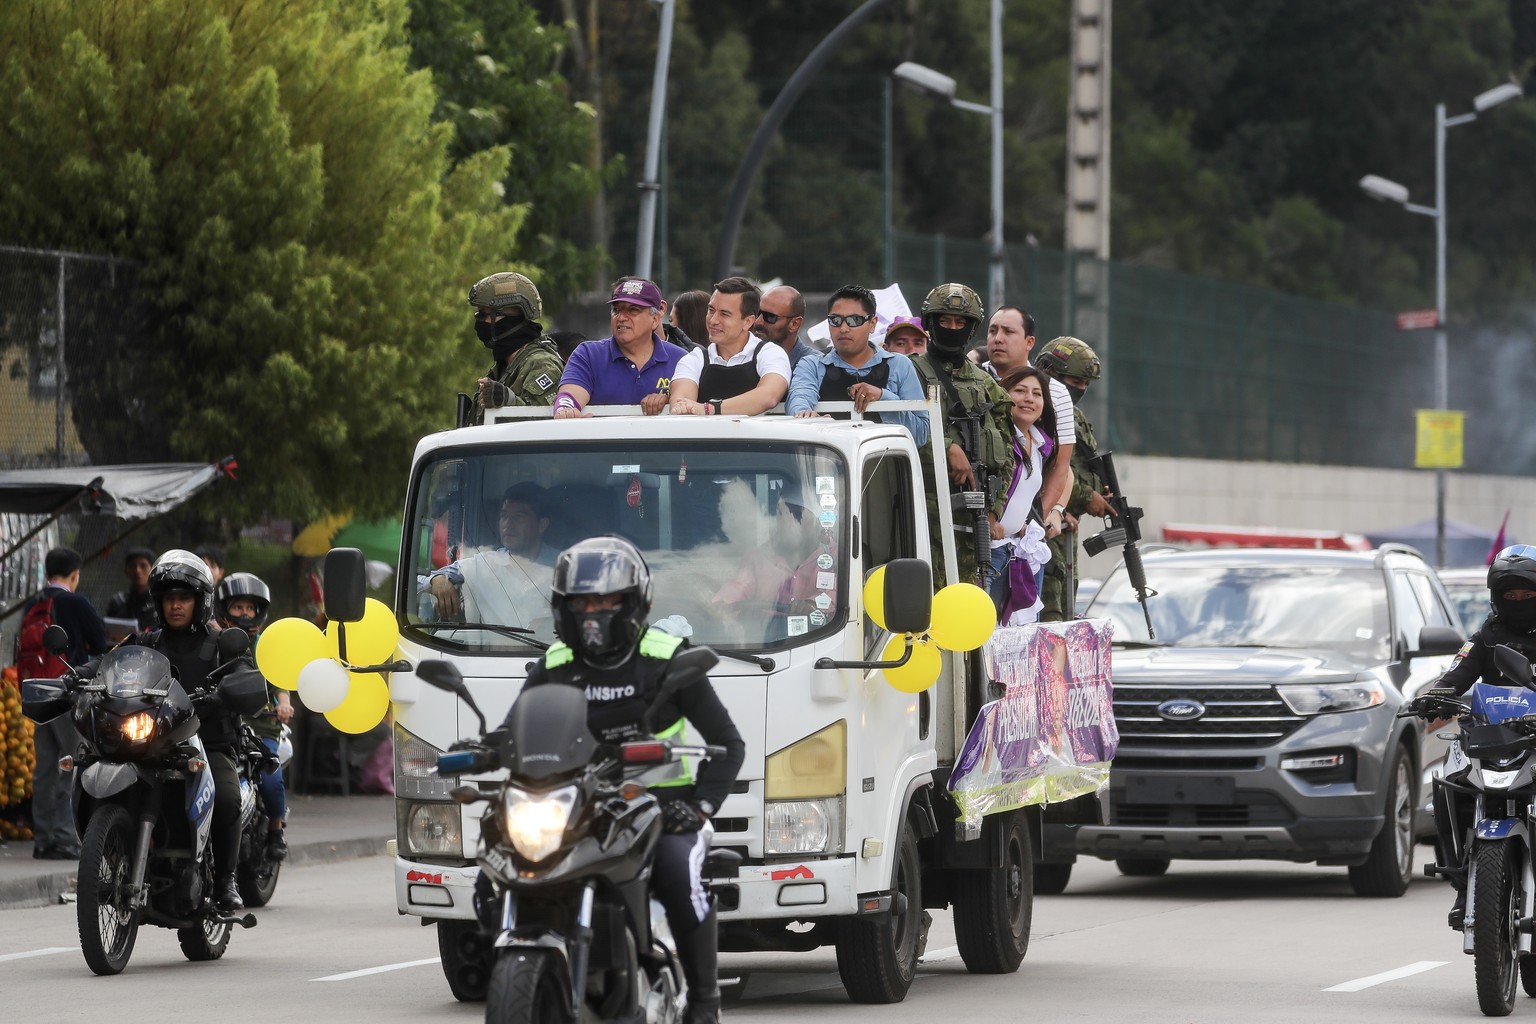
[0,849,1509,1023]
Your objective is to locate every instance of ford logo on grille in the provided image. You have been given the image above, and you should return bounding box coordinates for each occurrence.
[1158,699,1206,721]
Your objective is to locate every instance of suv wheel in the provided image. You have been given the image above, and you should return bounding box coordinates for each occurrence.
[1349,745,1414,897]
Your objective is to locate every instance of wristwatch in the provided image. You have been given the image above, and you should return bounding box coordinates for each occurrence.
[709,399,724,416]
[697,799,716,817]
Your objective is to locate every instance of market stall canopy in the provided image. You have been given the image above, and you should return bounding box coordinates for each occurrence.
[1161,523,1374,551]
[292,515,401,566]
[0,460,234,520]
[1365,518,1515,568]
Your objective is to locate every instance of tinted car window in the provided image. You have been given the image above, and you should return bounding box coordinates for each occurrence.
[1391,571,1428,652]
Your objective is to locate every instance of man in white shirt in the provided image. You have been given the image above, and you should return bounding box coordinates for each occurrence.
[981,306,1075,523]
[669,276,791,416]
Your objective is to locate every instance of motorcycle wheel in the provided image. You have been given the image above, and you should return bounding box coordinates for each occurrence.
[1473,841,1521,1016]
[952,809,1032,974]
[177,916,233,962]
[438,919,489,1002]
[237,845,281,908]
[835,819,922,1003]
[1033,861,1073,895]
[77,804,141,976]
[486,949,572,1024]
[1349,746,1414,897]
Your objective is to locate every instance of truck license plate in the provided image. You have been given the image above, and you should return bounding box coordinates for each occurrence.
[1121,776,1235,805]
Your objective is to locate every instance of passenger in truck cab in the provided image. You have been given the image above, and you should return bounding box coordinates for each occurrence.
[419,482,556,623]
[668,276,790,416]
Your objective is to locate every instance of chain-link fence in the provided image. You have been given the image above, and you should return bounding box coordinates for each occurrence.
[891,232,1536,477]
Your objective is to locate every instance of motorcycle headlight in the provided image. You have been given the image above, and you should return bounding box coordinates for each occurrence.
[1277,682,1384,716]
[501,785,577,863]
[121,712,155,742]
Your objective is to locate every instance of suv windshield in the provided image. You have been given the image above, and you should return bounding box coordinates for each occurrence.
[402,442,846,654]
[1090,564,1390,660]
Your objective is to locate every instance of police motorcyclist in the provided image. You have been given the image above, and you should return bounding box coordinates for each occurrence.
[509,536,744,1024]
[468,271,564,424]
[1033,336,1109,620]
[122,550,250,910]
[1419,544,1536,928]
[216,571,290,862]
[908,283,1016,586]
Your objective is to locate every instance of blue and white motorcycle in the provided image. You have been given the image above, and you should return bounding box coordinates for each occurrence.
[22,625,267,976]
[1407,646,1536,1017]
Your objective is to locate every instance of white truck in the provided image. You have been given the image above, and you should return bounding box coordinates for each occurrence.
[376,400,1102,1004]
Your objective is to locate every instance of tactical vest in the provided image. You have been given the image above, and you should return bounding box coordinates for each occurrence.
[910,355,1011,471]
[542,628,693,788]
[818,360,890,421]
[698,342,770,403]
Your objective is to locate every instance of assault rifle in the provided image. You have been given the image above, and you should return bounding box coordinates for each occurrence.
[1080,448,1157,637]
[948,405,999,590]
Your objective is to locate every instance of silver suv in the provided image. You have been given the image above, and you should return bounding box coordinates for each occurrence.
[1040,545,1464,896]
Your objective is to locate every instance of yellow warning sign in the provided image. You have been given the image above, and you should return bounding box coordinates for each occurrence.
[1416,410,1464,469]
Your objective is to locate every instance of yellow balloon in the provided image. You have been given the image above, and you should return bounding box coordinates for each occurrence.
[863,565,888,631]
[254,617,329,692]
[324,673,390,734]
[928,583,997,652]
[327,598,400,666]
[881,635,942,693]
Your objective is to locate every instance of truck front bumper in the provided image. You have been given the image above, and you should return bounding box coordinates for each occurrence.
[394,856,478,919]
[715,856,860,920]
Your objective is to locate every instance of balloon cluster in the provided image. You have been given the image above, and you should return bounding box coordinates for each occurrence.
[863,565,996,694]
[254,599,400,734]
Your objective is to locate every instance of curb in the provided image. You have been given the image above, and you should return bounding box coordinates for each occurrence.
[0,833,393,911]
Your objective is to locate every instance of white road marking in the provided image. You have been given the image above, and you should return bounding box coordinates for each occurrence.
[1325,960,1450,992]
[920,944,960,963]
[312,957,442,982]
[0,947,74,964]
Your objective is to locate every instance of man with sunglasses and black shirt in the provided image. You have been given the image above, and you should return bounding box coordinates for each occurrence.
[786,284,928,444]
[752,284,817,370]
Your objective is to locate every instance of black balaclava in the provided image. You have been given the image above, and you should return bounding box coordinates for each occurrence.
[1499,593,1536,634]
[1065,383,1088,405]
[476,313,541,364]
[925,316,976,365]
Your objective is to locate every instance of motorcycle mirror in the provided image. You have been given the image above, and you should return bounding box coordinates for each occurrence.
[1493,644,1536,687]
[641,646,718,734]
[41,624,69,656]
[216,626,250,659]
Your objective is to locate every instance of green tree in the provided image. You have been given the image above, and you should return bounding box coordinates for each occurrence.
[0,0,524,520]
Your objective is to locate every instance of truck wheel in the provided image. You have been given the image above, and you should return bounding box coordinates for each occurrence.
[952,811,1032,973]
[1348,746,1414,898]
[1033,862,1073,895]
[437,919,489,1002]
[1116,858,1170,878]
[836,819,922,1003]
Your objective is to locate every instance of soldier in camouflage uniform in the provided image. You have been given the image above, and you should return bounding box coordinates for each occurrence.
[1034,337,1110,621]
[468,272,565,425]
[909,283,1016,587]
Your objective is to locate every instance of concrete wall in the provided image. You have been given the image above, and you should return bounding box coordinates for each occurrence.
[1078,455,1536,578]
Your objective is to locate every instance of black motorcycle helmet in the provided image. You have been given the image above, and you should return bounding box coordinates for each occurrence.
[1489,544,1536,625]
[149,548,216,628]
[215,572,272,632]
[551,536,654,670]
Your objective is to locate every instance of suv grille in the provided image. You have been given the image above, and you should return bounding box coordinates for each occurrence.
[1113,683,1306,748]
[1111,791,1294,828]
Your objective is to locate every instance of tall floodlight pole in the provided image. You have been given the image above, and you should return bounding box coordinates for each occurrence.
[1359,82,1523,569]
[635,0,675,280]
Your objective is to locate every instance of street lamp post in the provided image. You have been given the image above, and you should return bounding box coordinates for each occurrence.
[635,0,676,281]
[892,0,1005,312]
[1359,82,1523,569]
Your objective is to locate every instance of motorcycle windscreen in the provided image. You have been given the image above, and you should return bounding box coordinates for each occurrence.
[97,646,175,698]
[1468,682,1536,724]
[504,684,598,781]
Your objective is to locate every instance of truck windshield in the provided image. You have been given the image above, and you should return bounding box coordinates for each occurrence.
[401,441,847,654]
[1090,565,1390,660]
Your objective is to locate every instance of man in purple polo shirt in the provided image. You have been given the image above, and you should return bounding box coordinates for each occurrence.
[554,277,686,418]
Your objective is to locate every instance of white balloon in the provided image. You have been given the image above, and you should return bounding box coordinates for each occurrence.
[296,659,351,714]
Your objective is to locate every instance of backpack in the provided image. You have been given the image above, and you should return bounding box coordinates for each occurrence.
[16,594,70,680]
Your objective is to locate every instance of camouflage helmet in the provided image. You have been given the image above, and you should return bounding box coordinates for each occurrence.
[468,272,543,322]
[919,282,985,323]
[1034,336,1102,380]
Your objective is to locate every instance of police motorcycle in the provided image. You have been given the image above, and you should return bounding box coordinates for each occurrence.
[417,647,741,1024]
[234,719,292,907]
[21,623,268,976]
[1404,646,1536,1016]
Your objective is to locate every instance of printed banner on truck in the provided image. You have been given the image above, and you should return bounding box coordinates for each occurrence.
[947,618,1118,829]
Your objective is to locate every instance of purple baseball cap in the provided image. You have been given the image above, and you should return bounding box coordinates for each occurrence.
[608,277,664,310]
[885,315,928,339]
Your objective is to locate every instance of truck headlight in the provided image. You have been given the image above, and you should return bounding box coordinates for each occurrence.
[501,785,577,863]
[766,721,846,800]
[1277,682,1384,715]
[396,725,456,799]
[765,798,844,855]
[399,801,462,857]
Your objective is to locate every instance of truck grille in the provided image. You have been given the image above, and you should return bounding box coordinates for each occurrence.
[1113,683,1306,748]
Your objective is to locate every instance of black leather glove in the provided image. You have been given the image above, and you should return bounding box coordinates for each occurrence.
[660,799,706,834]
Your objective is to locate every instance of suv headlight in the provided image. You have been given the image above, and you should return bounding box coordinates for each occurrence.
[1277,682,1385,715]
[502,785,577,863]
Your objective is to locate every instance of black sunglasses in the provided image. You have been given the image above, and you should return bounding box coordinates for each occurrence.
[758,310,795,325]
[826,313,874,328]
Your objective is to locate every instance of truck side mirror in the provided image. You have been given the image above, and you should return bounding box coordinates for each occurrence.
[324,547,369,623]
[883,558,933,634]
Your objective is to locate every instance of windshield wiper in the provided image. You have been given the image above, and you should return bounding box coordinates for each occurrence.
[718,650,775,672]
[404,621,550,650]
[1113,639,1168,648]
